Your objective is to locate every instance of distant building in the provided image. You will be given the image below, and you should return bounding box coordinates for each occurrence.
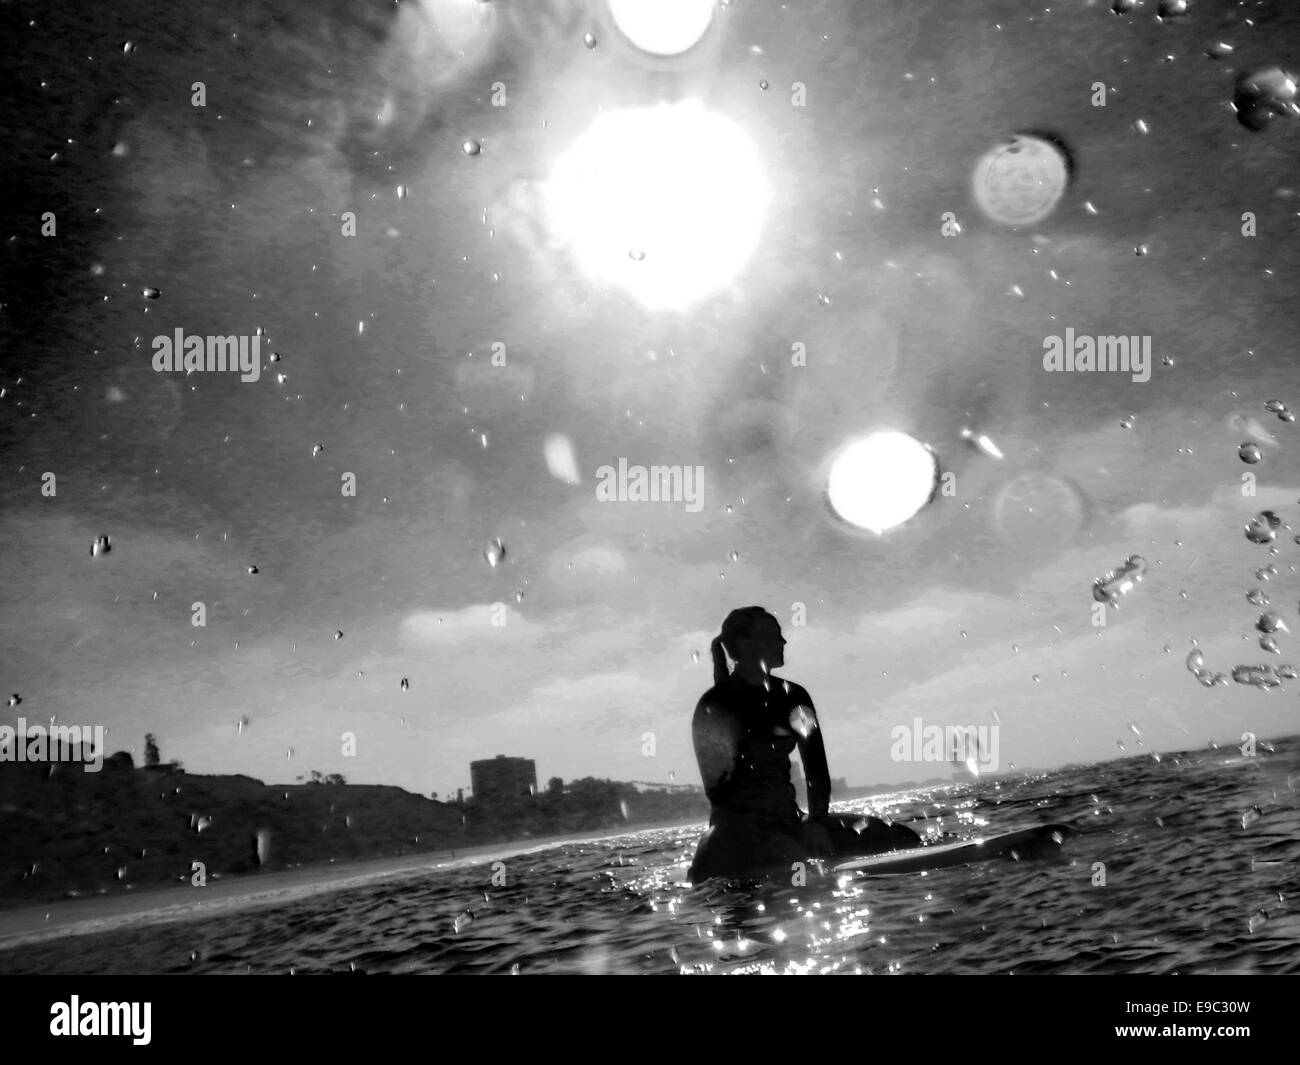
[831,776,849,794]
[629,781,703,794]
[470,755,537,807]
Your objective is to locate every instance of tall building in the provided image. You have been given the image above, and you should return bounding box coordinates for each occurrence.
[470,755,537,807]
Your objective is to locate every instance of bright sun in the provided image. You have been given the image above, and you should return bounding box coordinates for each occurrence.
[543,102,770,312]
[826,431,939,534]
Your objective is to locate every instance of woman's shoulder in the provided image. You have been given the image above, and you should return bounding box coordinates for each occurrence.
[770,675,813,703]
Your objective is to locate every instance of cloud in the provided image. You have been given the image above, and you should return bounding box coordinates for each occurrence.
[400,603,540,645]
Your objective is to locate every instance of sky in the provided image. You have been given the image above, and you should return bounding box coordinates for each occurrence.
[3,0,1300,799]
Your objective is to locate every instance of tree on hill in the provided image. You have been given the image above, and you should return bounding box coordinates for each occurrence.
[144,733,160,767]
[302,770,346,785]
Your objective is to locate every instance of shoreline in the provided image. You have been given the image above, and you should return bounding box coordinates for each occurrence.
[0,817,707,953]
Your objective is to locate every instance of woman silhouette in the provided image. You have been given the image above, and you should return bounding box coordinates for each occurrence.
[688,606,921,881]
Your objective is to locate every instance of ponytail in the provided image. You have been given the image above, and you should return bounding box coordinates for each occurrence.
[710,606,779,687]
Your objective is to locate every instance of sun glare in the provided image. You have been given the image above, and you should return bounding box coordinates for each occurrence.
[544,102,770,311]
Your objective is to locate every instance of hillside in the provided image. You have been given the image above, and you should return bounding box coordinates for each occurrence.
[0,757,709,908]
[0,755,468,908]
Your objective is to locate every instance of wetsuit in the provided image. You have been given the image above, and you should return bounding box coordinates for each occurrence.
[688,673,919,880]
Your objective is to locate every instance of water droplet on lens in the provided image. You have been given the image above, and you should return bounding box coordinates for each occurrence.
[1206,41,1234,60]
[691,650,700,663]
[1264,399,1288,413]
[583,32,597,49]
[1260,635,1281,653]
[1157,0,1188,18]
[142,287,160,299]
[1241,805,1263,828]
[789,705,817,737]
[628,248,646,261]
[1233,67,1299,132]
[1092,555,1146,607]
[1246,511,1281,544]
[334,630,344,640]
[400,678,409,691]
[462,139,482,156]
[7,694,19,707]
[247,564,258,575]
[1239,443,1263,464]
[484,538,506,567]
[1186,649,1205,672]
[312,443,324,456]
[90,535,112,558]
[1233,664,1282,689]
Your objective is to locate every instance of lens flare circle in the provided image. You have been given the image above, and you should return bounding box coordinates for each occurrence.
[826,431,939,534]
[608,0,715,56]
[972,134,1068,226]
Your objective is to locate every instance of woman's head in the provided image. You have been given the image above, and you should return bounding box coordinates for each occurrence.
[711,606,785,685]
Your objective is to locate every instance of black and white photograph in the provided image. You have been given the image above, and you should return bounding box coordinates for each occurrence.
[0,0,1296,1035]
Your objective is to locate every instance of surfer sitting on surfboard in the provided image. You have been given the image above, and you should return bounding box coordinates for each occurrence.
[688,606,922,882]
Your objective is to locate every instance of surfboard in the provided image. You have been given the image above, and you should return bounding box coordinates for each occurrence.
[833,824,1072,875]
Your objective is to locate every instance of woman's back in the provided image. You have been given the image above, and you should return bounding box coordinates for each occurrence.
[692,673,809,829]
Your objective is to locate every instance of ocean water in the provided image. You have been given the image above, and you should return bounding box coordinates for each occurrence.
[2,738,1297,975]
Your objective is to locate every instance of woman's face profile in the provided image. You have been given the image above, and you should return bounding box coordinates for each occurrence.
[732,615,786,673]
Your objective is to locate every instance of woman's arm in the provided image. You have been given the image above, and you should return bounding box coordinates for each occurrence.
[795,695,832,821]
[692,698,741,805]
